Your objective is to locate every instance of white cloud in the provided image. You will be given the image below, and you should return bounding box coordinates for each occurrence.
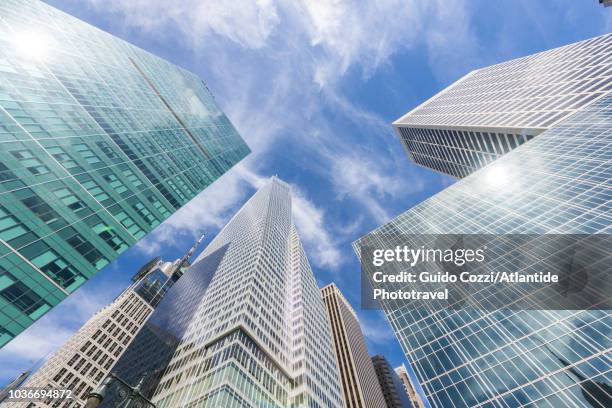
[330,153,408,224]
[291,0,425,86]
[83,0,477,86]
[359,310,397,345]
[291,186,343,269]
[87,0,280,49]
[424,0,482,82]
[77,0,478,267]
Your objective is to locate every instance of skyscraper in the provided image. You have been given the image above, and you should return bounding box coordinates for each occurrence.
[0,0,249,347]
[395,365,427,408]
[371,355,413,408]
[394,33,611,178]
[321,283,386,408]
[4,240,202,408]
[356,35,612,407]
[101,178,344,408]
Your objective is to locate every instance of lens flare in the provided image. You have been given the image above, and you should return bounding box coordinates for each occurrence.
[12,31,51,60]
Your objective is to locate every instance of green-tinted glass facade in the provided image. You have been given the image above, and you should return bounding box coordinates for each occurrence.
[0,0,250,347]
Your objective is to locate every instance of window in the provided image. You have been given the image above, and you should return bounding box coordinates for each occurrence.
[0,161,17,182]
[113,211,144,238]
[53,368,67,383]
[95,141,118,160]
[132,202,158,226]
[67,354,79,366]
[81,179,110,202]
[103,174,128,194]
[47,147,79,169]
[64,231,108,268]
[123,169,143,187]
[93,223,127,253]
[148,195,171,218]
[30,249,82,289]
[74,143,101,165]
[0,206,29,242]
[53,187,86,212]
[0,271,46,315]
[19,191,61,225]
[11,149,50,175]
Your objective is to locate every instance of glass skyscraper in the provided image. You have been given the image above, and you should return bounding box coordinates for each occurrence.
[394,33,611,178]
[102,178,344,408]
[0,0,250,348]
[356,37,611,407]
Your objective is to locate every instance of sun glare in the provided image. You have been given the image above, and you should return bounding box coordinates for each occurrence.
[484,165,510,187]
[12,30,51,61]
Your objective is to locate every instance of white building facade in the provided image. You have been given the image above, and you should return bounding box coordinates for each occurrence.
[394,33,611,178]
[147,178,345,408]
[5,241,202,408]
[5,259,180,407]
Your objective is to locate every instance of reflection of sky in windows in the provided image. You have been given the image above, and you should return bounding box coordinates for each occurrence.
[102,245,228,405]
[356,94,612,407]
[0,0,249,348]
[132,268,172,308]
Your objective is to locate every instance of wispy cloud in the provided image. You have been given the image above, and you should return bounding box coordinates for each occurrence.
[78,0,479,270]
[423,0,482,82]
[291,185,343,269]
[87,0,280,49]
[293,0,425,86]
[359,310,397,346]
[330,154,405,224]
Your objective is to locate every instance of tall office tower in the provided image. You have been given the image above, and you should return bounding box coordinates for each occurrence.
[5,239,202,408]
[321,283,387,408]
[102,178,345,408]
[0,0,249,347]
[393,33,611,178]
[371,355,413,408]
[355,91,612,405]
[395,365,427,408]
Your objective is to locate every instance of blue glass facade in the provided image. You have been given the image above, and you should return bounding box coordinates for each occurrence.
[356,93,612,407]
[0,0,249,347]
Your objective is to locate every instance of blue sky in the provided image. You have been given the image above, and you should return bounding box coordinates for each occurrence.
[1,0,610,390]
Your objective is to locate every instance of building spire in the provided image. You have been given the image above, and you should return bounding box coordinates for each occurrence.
[179,234,205,269]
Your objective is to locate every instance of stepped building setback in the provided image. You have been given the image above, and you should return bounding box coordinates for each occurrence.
[101,178,345,408]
